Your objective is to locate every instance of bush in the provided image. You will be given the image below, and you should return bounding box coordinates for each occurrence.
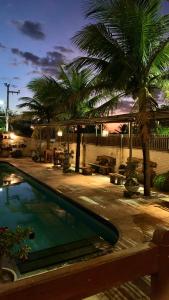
[153,172,169,192]
[11,150,23,158]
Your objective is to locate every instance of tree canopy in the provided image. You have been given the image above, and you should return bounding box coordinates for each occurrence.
[71,0,169,195]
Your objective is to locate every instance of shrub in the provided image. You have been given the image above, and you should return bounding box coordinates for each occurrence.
[153,172,169,192]
[11,150,23,158]
[0,226,32,282]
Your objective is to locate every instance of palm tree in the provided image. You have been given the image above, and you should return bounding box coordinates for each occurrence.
[72,0,169,195]
[18,77,66,148]
[19,67,118,168]
[50,66,118,172]
[18,77,66,123]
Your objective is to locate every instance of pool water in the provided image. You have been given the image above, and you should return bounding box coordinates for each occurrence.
[0,163,118,272]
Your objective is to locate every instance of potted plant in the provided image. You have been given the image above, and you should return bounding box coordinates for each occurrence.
[124,160,139,195]
[0,226,32,283]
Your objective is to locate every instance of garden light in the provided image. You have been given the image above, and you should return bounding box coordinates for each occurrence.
[57,129,63,137]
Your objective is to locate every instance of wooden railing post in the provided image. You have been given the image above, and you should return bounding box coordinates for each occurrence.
[151,226,169,300]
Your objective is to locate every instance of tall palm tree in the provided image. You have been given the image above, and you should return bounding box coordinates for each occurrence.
[19,67,118,168]
[72,0,169,195]
[50,66,118,172]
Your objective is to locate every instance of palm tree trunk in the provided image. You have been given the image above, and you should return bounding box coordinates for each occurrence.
[141,133,151,196]
[46,121,51,150]
[75,125,81,173]
[138,87,151,197]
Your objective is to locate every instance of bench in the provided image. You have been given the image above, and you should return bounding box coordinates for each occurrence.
[81,166,93,175]
[109,173,126,185]
[89,155,116,175]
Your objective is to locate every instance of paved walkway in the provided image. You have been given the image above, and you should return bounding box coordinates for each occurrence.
[1,158,169,299]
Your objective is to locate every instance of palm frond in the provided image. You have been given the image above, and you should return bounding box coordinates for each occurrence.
[146,37,169,76]
[89,93,120,116]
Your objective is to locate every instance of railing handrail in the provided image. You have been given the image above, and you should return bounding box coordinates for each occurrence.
[62,133,169,152]
[0,226,169,300]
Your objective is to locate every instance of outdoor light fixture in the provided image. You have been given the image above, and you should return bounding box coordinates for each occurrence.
[9,132,16,140]
[57,129,63,137]
[102,130,109,137]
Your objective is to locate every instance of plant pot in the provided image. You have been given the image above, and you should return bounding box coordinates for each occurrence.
[0,267,17,284]
[125,177,139,193]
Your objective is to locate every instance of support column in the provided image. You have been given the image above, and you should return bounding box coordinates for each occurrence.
[75,125,81,173]
[128,122,132,162]
[39,127,42,162]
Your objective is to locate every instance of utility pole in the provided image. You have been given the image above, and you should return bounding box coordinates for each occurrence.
[4,83,20,132]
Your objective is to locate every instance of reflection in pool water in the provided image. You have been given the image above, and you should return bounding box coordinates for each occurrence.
[0,163,118,271]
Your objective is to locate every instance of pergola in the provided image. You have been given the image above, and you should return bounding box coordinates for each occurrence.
[35,111,169,127]
[35,111,169,170]
[34,110,169,168]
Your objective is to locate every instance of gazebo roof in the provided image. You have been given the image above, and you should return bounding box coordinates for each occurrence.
[35,111,169,128]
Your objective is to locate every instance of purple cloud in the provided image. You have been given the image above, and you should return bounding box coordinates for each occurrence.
[54,46,73,53]
[12,20,45,40]
[11,48,65,75]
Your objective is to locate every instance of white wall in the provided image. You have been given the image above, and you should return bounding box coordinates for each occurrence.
[68,143,169,174]
[23,136,169,174]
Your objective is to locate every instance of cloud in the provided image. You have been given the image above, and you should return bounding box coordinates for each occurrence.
[0,42,6,49]
[54,46,73,53]
[27,70,43,76]
[11,48,65,75]
[13,76,20,80]
[114,92,165,115]
[11,48,39,64]
[12,20,45,40]
[113,98,134,115]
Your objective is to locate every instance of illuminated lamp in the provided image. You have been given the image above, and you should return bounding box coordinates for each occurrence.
[57,129,63,137]
[102,130,109,137]
[9,132,16,140]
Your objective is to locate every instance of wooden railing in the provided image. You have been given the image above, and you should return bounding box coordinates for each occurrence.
[0,226,169,300]
[65,134,169,152]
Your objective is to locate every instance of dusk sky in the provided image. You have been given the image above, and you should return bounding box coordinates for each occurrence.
[0,0,169,112]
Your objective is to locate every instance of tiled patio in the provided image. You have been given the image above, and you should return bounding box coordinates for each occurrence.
[1,158,169,299]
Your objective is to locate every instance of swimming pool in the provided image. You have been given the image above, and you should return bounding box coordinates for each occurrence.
[0,162,118,273]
